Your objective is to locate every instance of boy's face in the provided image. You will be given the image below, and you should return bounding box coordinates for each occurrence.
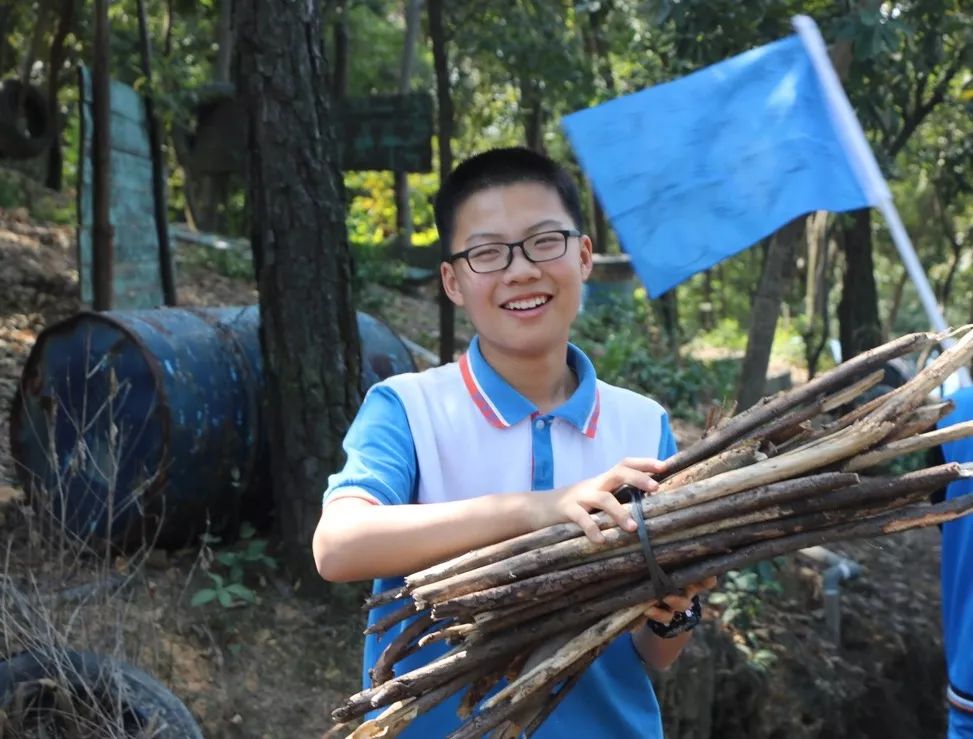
[440,182,593,363]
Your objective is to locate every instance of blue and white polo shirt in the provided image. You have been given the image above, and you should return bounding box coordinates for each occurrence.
[324,336,677,738]
[938,387,973,718]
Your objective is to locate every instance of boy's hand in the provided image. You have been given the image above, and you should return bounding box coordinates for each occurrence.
[642,576,718,625]
[532,457,667,543]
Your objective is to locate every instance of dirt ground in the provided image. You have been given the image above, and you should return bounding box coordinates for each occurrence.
[0,193,950,738]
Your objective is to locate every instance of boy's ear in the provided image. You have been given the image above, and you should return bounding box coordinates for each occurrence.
[579,234,594,281]
[440,261,465,307]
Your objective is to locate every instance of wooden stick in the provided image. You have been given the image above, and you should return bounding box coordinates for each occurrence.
[365,585,410,612]
[471,575,636,637]
[350,664,496,738]
[336,495,973,723]
[660,331,939,476]
[447,606,646,739]
[866,326,973,425]
[654,469,960,546]
[660,439,761,490]
[370,612,437,686]
[521,648,601,736]
[365,601,420,636]
[884,401,954,442]
[434,476,941,621]
[413,424,871,603]
[745,369,885,446]
[414,472,860,609]
[843,421,973,472]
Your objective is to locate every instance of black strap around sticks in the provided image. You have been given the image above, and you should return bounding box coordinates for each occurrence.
[615,484,676,597]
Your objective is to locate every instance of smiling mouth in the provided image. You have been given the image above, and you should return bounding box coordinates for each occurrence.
[502,295,551,311]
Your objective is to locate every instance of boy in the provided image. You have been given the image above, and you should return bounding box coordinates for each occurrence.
[313,147,715,737]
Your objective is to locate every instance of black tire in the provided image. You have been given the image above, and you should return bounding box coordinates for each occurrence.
[0,79,53,159]
[0,649,204,738]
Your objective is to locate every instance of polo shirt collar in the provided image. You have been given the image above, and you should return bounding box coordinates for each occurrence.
[459,336,600,438]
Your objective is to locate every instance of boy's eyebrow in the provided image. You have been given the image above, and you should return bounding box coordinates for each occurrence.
[465,219,567,244]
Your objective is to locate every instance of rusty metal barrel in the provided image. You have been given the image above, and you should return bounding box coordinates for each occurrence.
[9,307,416,546]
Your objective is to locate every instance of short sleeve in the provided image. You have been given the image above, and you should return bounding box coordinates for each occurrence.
[658,412,678,459]
[322,384,418,507]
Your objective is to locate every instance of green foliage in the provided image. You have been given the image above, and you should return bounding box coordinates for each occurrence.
[692,318,750,353]
[572,295,739,421]
[1,0,970,398]
[351,242,409,292]
[0,174,24,210]
[176,242,253,280]
[192,523,277,609]
[709,561,784,630]
[190,572,258,608]
[708,560,784,671]
[345,170,439,249]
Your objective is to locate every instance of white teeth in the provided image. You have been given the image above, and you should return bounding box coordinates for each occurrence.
[504,296,549,311]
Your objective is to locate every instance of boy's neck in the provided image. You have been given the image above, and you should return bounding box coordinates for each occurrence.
[478,341,577,414]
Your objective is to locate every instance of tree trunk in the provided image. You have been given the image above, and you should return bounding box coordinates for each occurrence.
[429,0,455,364]
[214,0,234,83]
[883,268,908,340]
[581,3,613,254]
[393,0,423,253]
[802,211,831,378]
[331,0,348,100]
[520,77,546,153]
[136,0,177,306]
[235,0,360,581]
[653,289,679,351]
[736,217,804,411]
[44,0,75,191]
[588,185,609,254]
[838,209,883,360]
[91,0,113,311]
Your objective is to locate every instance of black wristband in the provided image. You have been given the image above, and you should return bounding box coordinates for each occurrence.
[646,595,702,639]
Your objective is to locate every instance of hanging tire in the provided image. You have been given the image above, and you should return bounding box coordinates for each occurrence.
[0,79,53,159]
[0,649,204,738]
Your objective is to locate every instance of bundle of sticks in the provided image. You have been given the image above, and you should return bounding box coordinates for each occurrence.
[332,327,973,738]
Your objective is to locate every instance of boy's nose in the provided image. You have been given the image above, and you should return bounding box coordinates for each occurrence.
[503,246,541,282]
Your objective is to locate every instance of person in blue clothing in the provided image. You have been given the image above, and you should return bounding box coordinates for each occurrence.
[312,147,716,737]
[935,386,973,738]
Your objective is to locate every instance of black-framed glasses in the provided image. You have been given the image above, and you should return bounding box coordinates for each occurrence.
[446,229,581,274]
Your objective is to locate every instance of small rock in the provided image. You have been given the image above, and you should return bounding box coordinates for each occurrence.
[0,484,24,506]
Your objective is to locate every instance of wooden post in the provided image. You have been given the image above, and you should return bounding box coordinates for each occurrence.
[91,0,113,311]
[136,0,177,306]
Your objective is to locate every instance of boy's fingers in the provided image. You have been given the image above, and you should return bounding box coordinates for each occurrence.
[684,576,718,596]
[571,509,606,544]
[660,593,693,613]
[605,467,660,495]
[619,457,669,475]
[645,605,672,624]
[588,491,637,532]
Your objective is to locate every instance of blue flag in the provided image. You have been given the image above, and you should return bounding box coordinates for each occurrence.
[562,34,877,298]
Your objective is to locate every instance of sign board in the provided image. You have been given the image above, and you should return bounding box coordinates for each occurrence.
[77,65,163,309]
[338,92,433,173]
[187,90,434,176]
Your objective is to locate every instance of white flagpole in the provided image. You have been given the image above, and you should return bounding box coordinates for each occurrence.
[793,14,971,389]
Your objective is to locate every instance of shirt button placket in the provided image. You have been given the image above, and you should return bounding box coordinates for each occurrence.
[531,415,555,490]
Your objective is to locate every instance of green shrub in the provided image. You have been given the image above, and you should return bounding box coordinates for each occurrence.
[573,297,739,421]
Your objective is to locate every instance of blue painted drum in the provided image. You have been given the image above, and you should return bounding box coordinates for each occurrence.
[9,307,416,546]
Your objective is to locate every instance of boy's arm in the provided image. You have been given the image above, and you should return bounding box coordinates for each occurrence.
[628,411,716,671]
[631,577,717,670]
[313,457,667,582]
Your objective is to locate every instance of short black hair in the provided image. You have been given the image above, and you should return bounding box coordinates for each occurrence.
[434,147,585,259]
